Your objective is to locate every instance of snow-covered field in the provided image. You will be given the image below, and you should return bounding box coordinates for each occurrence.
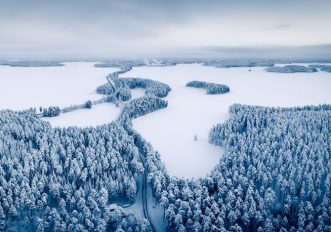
[124,64,331,178]
[44,103,121,128]
[0,62,121,128]
[130,88,146,99]
[0,62,118,110]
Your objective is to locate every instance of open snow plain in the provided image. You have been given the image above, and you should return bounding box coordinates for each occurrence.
[123,64,331,178]
[0,62,118,110]
[0,62,121,127]
[44,103,121,127]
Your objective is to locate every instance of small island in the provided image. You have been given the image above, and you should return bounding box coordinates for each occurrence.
[186,80,230,94]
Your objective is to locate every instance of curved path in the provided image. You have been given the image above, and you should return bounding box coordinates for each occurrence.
[142,172,158,232]
[39,68,122,118]
[112,66,159,231]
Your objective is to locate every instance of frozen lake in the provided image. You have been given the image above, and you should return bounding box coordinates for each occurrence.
[43,103,121,128]
[0,62,118,110]
[0,62,120,127]
[124,64,331,178]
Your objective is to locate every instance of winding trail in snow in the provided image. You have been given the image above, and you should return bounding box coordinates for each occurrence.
[111,65,160,231]
[39,67,122,118]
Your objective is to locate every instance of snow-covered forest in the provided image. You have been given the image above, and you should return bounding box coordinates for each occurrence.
[0,62,173,231]
[0,60,331,231]
[97,77,171,99]
[0,109,156,231]
[156,104,331,231]
[309,65,331,73]
[1,0,331,230]
[186,81,230,94]
[266,65,318,73]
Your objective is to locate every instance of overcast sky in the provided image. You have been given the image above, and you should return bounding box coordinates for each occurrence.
[0,0,331,59]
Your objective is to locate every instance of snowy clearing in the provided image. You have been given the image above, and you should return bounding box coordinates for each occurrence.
[0,62,118,110]
[44,103,121,128]
[130,88,146,100]
[124,64,331,178]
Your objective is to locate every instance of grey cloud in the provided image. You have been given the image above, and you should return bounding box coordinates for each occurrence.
[0,0,330,59]
[265,24,293,30]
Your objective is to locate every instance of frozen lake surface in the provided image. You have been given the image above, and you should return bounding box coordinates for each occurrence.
[124,64,331,178]
[44,103,121,128]
[0,62,118,110]
[0,62,120,127]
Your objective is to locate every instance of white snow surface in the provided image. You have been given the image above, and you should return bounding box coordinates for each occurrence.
[0,62,118,110]
[123,64,331,178]
[124,176,145,219]
[43,103,121,128]
[130,88,146,100]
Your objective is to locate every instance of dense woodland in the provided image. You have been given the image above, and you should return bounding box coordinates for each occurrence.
[119,95,168,125]
[96,84,115,95]
[309,65,331,73]
[119,78,171,98]
[153,104,331,231]
[42,106,61,117]
[186,81,230,95]
[1,61,331,231]
[94,60,178,68]
[0,72,170,231]
[97,77,171,99]
[0,109,156,231]
[203,60,275,68]
[94,59,331,70]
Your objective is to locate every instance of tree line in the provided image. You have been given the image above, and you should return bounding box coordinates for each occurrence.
[186,81,230,95]
[266,65,317,73]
